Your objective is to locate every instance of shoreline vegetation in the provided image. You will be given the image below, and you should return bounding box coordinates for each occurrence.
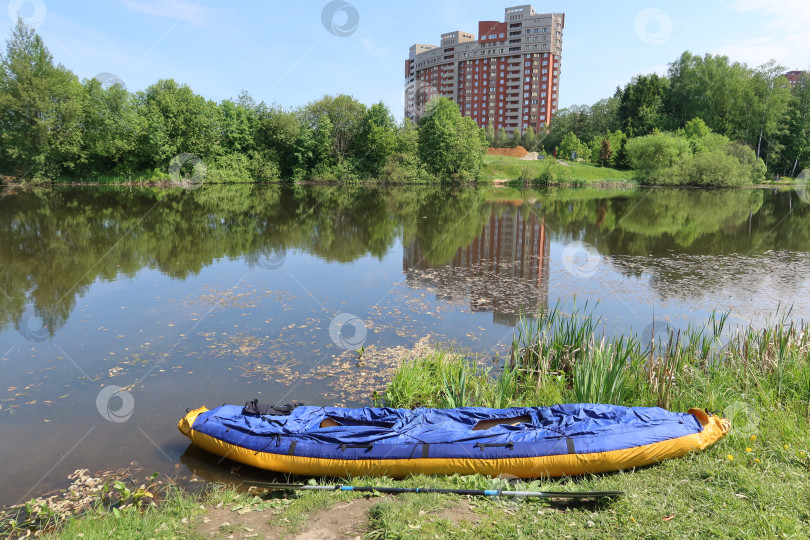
[4,306,808,539]
[3,19,809,190]
[2,13,810,539]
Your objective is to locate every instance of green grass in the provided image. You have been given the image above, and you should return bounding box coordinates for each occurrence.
[369,305,810,538]
[31,487,204,540]
[481,154,636,184]
[7,305,809,539]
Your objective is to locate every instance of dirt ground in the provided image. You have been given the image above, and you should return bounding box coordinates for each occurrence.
[487,146,528,158]
[194,495,481,539]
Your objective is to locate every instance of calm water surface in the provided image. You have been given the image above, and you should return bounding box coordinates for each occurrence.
[1,184,809,505]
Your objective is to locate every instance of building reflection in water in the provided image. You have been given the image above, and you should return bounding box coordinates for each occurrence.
[404,202,550,326]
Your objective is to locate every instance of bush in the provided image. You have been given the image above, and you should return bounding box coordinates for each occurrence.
[725,142,767,183]
[533,160,574,185]
[206,152,280,183]
[675,148,751,187]
[379,152,427,182]
[626,133,691,184]
[559,132,591,162]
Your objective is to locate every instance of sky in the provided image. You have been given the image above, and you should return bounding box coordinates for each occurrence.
[2,0,809,120]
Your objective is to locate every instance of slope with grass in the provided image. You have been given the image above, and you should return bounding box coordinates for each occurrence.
[482,154,636,185]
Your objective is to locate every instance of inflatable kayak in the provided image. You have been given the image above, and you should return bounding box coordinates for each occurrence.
[178,403,729,478]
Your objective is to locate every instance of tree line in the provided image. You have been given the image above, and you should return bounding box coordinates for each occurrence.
[3,16,808,185]
[0,18,486,183]
[532,52,809,183]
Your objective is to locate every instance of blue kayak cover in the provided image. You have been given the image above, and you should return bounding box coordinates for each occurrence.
[187,403,714,462]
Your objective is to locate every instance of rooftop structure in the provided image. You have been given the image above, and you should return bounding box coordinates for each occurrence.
[405,5,565,134]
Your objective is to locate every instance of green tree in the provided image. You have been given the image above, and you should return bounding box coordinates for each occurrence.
[509,128,522,148]
[665,52,744,134]
[485,122,496,147]
[681,117,711,153]
[599,137,611,167]
[522,125,536,151]
[219,96,256,154]
[380,117,423,181]
[744,63,792,162]
[589,97,622,135]
[626,132,691,183]
[132,79,222,170]
[80,77,137,174]
[496,127,508,148]
[0,17,84,178]
[559,132,585,160]
[303,94,367,165]
[255,104,301,178]
[618,74,667,137]
[781,73,810,177]
[543,104,592,152]
[355,102,396,177]
[417,97,487,179]
[610,130,630,169]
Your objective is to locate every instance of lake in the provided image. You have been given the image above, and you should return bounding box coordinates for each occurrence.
[1,183,809,506]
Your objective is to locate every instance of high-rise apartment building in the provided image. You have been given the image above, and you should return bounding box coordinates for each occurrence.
[784,70,807,88]
[404,4,564,135]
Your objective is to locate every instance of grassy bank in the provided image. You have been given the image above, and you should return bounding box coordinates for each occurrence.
[482,154,636,184]
[5,306,809,539]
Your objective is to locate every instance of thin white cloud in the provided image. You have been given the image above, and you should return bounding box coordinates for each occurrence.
[712,31,810,70]
[361,38,388,59]
[727,0,810,32]
[119,0,212,26]
[717,0,810,69]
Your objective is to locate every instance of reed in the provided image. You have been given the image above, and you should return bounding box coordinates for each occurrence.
[384,304,809,422]
[572,337,635,405]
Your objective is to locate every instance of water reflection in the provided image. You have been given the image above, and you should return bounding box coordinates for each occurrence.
[1,185,809,338]
[405,203,550,326]
[1,184,810,507]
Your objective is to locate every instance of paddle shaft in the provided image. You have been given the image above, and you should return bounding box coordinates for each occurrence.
[249,483,622,499]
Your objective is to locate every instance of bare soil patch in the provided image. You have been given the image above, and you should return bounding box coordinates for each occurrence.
[432,500,482,525]
[487,146,528,158]
[195,496,378,540]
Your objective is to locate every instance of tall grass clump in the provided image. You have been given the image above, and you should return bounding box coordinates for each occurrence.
[573,337,636,404]
[509,301,600,377]
[383,301,810,437]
